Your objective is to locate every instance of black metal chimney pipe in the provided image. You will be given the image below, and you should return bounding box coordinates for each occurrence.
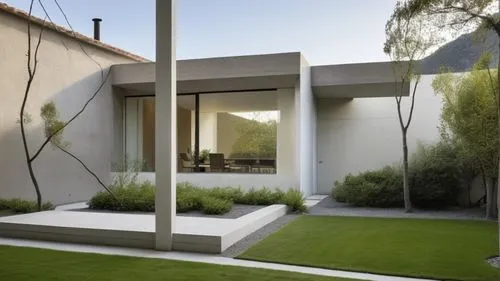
[92,18,102,41]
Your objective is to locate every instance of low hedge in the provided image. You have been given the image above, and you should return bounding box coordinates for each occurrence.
[333,166,403,208]
[332,142,463,209]
[88,183,306,215]
[200,197,233,215]
[0,198,53,213]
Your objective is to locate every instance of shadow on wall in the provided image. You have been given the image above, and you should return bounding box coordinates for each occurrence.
[316,76,443,194]
[0,70,115,205]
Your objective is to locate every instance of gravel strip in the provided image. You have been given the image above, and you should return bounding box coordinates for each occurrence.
[487,256,500,268]
[220,214,299,257]
[71,204,264,219]
[309,196,489,221]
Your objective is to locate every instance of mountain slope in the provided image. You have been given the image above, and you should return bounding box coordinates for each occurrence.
[420,30,499,74]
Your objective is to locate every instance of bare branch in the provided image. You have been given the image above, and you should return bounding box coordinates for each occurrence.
[40,0,104,76]
[448,4,496,26]
[56,145,120,204]
[31,18,45,77]
[34,0,69,51]
[30,70,111,162]
[26,0,34,77]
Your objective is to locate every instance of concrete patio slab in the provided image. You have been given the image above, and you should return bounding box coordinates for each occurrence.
[305,194,329,208]
[0,204,286,254]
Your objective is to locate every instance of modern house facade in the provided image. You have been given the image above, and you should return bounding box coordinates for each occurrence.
[112,54,419,199]
[0,1,445,208]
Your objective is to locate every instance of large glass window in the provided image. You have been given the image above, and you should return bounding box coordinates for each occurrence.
[124,91,278,174]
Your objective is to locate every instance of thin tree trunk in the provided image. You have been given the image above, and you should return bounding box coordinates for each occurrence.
[402,131,412,212]
[487,177,494,219]
[496,24,500,254]
[492,178,498,218]
[20,1,43,211]
[466,182,472,208]
[20,121,42,211]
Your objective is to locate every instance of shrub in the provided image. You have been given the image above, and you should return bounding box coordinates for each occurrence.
[0,199,9,210]
[89,183,306,215]
[207,187,244,202]
[239,187,278,205]
[0,198,53,213]
[333,166,403,208]
[331,182,348,203]
[176,192,198,213]
[177,183,205,212]
[281,189,307,212]
[120,182,155,212]
[271,188,286,203]
[332,142,463,209]
[409,142,462,208]
[200,197,233,215]
[88,181,155,212]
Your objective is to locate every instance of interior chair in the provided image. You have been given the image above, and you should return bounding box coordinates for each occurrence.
[209,153,225,172]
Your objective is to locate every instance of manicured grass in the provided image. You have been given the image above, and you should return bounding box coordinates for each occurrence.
[0,245,351,281]
[239,216,500,281]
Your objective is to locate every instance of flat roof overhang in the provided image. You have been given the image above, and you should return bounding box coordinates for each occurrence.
[111,52,301,94]
[311,61,411,98]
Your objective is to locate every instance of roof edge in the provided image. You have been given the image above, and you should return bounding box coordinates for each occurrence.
[0,2,150,63]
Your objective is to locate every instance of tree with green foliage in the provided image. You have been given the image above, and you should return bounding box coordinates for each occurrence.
[385,0,437,212]
[433,54,498,218]
[387,0,500,249]
[230,119,277,159]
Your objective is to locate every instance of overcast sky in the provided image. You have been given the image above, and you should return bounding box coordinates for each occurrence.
[4,0,399,65]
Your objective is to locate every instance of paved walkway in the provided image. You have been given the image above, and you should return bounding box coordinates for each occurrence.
[0,237,436,281]
[309,196,489,221]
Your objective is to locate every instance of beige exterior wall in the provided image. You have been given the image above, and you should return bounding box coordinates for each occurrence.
[0,12,137,204]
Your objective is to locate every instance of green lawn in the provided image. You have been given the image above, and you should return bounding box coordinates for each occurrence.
[239,216,500,281]
[0,245,352,281]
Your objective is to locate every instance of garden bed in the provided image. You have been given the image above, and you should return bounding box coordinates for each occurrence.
[0,198,53,215]
[88,182,306,216]
[70,204,265,219]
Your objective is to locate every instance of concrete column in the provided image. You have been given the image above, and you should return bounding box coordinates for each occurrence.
[295,55,315,196]
[155,0,176,251]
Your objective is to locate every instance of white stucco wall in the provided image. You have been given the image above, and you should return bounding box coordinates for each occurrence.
[0,12,138,204]
[316,75,442,194]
